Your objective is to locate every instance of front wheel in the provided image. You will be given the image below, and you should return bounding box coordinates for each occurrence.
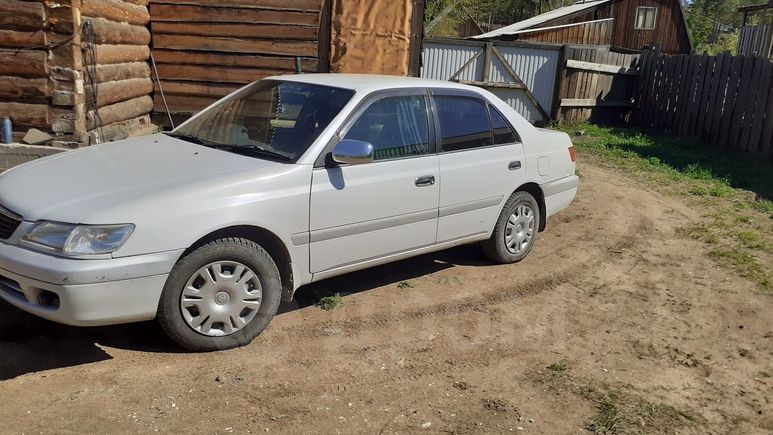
[482,191,540,264]
[157,238,282,351]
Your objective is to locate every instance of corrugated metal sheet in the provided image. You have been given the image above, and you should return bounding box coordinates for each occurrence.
[421,40,559,123]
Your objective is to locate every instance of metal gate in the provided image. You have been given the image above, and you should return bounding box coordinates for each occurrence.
[421,38,560,123]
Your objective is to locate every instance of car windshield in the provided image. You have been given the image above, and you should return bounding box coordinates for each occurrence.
[167,80,354,162]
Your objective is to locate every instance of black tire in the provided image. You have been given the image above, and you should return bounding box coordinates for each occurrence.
[482,191,540,264]
[157,238,282,352]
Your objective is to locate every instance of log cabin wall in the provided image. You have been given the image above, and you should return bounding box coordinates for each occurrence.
[0,0,153,146]
[0,0,85,145]
[80,0,153,144]
[148,0,326,125]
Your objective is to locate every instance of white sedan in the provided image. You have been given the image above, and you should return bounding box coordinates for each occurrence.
[0,74,578,351]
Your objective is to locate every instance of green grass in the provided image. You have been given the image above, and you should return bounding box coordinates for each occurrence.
[397,280,414,289]
[547,360,571,372]
[562,123,772,292]
[313,289,343,310]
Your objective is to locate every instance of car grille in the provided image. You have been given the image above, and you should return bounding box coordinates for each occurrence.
[0,205,22,240]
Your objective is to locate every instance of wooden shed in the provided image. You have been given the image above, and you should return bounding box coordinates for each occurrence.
[472,0,692,55]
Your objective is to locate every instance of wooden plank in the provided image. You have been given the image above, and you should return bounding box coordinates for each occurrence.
[82,0,150,26]
[151,49,317,70]
[153,94,220,115]
[727,56,756,149]
[694,55,716,140]
[154,80,243,98]
[0,76,48,102]
[0,49,47,77]
[760,71,773,154]
[0,29,45,49]
[152,34,317,57]
[0,102,48,128]
[706,53,729,146]
[747,59,772,152]
[456,80,527,90]
[738,56,764,151]
[718,56,744,148]
[560,98,632,107]
[150,0,322,11]
[150,4,319,26]
[565,59,638,75]
[0,0,45,31]
[154,64,282,84]
[150,22,318,41]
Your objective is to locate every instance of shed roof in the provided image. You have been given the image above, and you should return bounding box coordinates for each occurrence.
[471,0,614,39]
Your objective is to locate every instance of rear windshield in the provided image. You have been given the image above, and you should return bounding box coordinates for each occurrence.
[171,80,354,161]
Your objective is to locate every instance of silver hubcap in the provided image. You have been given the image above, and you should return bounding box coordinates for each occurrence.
[505,204,535,255]
[180,261,262,337]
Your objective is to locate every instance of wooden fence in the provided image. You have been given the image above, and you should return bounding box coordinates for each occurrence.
[554,45,640,124]
[634,53,773,154]
[737,24,772,59]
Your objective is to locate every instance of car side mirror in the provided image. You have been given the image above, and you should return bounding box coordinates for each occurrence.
[332,139,374,165]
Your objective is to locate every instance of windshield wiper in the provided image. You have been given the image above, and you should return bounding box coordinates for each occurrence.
[165,133,221,146]
[206,144,294,162]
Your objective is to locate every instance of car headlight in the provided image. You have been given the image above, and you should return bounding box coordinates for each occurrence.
[22,221,134,255]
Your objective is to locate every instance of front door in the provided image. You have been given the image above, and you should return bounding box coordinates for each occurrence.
[309,91,439,274]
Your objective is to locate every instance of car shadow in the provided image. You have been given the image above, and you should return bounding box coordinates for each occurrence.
[0,244,491,380]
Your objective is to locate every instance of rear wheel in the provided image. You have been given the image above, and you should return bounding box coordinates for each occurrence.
[482,191,540,264]
[157,238,282,351]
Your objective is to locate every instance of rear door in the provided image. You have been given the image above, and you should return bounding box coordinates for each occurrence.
[309,89,440,274]
[431,89,527,243]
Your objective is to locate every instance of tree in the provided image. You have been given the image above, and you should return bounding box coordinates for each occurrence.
[683,0,761,54]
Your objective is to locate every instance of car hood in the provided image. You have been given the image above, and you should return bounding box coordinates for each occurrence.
[0,134,282,223]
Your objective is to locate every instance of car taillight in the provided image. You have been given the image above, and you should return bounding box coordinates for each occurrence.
[568,146,576,162]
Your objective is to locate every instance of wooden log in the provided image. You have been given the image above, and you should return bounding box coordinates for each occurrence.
[155,80,243,98]
[0,102,48,129]
[0,0,45,31]
[151,49,318,71]
[84,17,151,46]
[123,0,150,5]
[150,4,319,26]
[81,0,150,26]
[88,77,153,107]
[46,4,79,34]
[86,61,151,83]
[150,22,318,41]
[0,76,49,102]
[87,95,153,130]
[150,0,321,11]
[0,49,47,77]
[565,59,638,75]
[88,114,152,144]
[152,34,317,57]
[0,29,45,49]
[154,64,282,84]
[94,44,150,64]
[50,106,82,134]
[51,78,85,106]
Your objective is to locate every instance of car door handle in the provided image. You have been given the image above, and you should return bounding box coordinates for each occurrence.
[509,161,522,170]
[415,175,435,187]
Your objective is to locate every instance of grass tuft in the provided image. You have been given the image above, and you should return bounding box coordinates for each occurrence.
[314,289,343,310]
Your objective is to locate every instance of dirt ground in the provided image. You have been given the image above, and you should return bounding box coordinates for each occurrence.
[0,160,771,434]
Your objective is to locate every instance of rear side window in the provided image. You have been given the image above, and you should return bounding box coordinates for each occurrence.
[489,104,519,144]
[344,95,430,161]
[435,96,493,152]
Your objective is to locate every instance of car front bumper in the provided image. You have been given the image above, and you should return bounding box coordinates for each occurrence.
[0,243,183,326]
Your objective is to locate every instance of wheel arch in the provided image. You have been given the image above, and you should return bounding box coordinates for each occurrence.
[514,182,547,232]
[183,225,295,301]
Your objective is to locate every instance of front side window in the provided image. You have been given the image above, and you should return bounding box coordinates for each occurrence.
[635,6,657,30]
[344,95,430,161]
[435,96,493,151]
[170,80,354,162]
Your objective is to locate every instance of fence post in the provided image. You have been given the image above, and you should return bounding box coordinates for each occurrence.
[551,44,568,122]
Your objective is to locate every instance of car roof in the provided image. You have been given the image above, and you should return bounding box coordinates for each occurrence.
[269,73,477,94]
